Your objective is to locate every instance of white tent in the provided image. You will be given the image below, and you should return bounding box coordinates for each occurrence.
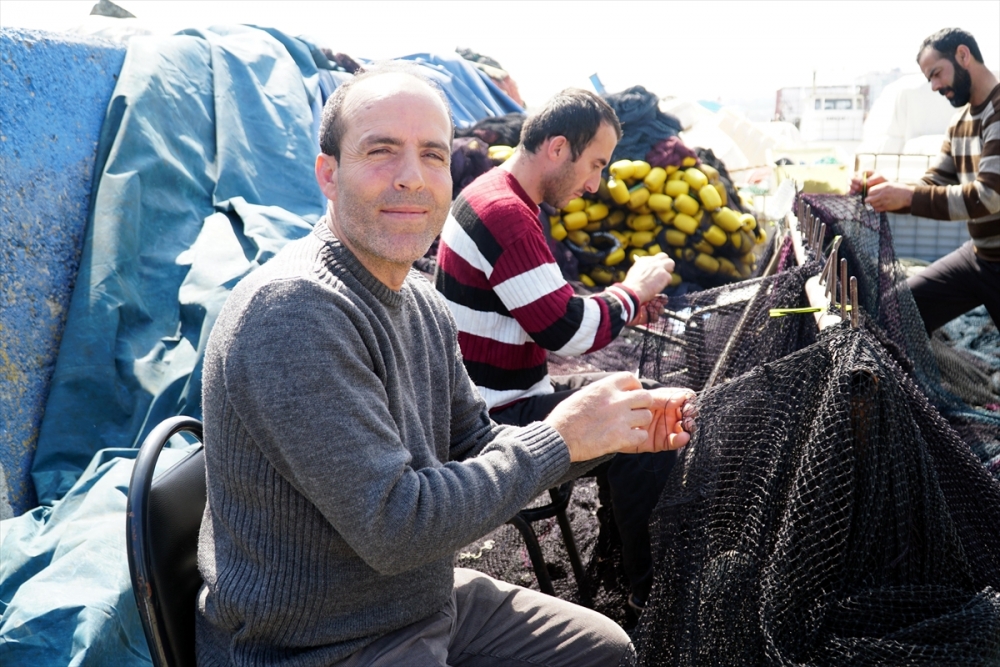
[856,73,955,155]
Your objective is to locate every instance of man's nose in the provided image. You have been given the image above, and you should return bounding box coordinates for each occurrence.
[584,173,601,194]
[394,149,426,191]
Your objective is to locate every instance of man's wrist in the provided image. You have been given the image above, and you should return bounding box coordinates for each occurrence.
[909,185,931,217]
[609,283,641,321]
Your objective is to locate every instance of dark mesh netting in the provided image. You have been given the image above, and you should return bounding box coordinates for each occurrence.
[802,194,1000,475]
[580,235,820,394]
[583,194,999,474]
[931,334,1000,410]
[626,326,1000,666]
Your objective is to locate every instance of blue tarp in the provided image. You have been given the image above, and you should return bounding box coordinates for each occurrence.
[1,24,521,665]
[396,52,524,124]
[0,445,196,666]
[29,25,325,508]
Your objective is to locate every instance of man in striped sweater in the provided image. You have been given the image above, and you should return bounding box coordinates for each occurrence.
[851,28,1000,332]
[435,89,686,613]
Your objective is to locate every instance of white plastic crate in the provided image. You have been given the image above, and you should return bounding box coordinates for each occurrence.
[887,212,970,262]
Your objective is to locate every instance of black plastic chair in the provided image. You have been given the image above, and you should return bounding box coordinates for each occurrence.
[508,481,591,606]
[126,416,206,667]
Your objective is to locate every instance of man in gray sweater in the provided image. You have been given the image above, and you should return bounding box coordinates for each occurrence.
[196,62,693,667]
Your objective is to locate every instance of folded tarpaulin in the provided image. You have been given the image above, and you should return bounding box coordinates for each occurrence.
[0,445,197,666]
[397,52,524,126]
[28,25,325,508]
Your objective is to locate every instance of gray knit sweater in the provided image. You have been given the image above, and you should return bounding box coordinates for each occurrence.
[196,221,571,666]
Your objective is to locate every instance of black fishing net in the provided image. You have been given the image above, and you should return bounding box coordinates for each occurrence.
[582,194,999,474]
[626,325,1000,666]
[603,85,682,167]
[932,309,1000,412]
[580,233,817,394]
[802,194,1000,475]
[454,112,526,148]
[931,334,1000,411]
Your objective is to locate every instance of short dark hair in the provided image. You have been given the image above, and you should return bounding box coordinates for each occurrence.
[318,61,454,161]
[520,88,622,161]
[918,28,984,64]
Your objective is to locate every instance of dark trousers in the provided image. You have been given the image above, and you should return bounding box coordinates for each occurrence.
[907,241,1000,333]
[492,373,676,602]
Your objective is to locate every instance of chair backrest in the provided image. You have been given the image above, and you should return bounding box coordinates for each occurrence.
[126,416,206,667]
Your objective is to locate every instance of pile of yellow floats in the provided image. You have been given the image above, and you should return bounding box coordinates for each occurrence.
[549,158,767,288]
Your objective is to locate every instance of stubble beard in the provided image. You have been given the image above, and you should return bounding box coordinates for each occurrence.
[540,160,580,210]
[333,187,445,268]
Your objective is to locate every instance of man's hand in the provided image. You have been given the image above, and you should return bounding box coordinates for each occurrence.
[632,387,697,453]
[628,295,667,326]
[849,171,887,195]
[622,253,674,304]
[544,373,654,462]
[544,375,697,462]
[863,182,914,212]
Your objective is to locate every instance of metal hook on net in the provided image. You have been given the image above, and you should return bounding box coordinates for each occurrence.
[796,199,808,239]
[828,254,860,329]
[798,233,849,330]
[804,203,814,252]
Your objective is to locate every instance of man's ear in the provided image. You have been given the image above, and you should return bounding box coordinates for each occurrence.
[955,44,971,68]
[315,154,339,202]
[545,135,571,164]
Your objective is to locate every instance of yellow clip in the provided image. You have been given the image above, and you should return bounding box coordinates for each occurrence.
[769,307,821,318]
[769,305,853,318]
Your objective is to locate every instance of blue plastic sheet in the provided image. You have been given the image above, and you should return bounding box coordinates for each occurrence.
[0,445,195,666]
[5,25,326,665]
[29,26,325,508]
[397,52,524,126]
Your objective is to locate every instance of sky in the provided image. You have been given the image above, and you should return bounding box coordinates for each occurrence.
[3,0,999,117]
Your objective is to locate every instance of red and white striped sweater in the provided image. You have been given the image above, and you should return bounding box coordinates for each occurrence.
[435,168,640,411]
